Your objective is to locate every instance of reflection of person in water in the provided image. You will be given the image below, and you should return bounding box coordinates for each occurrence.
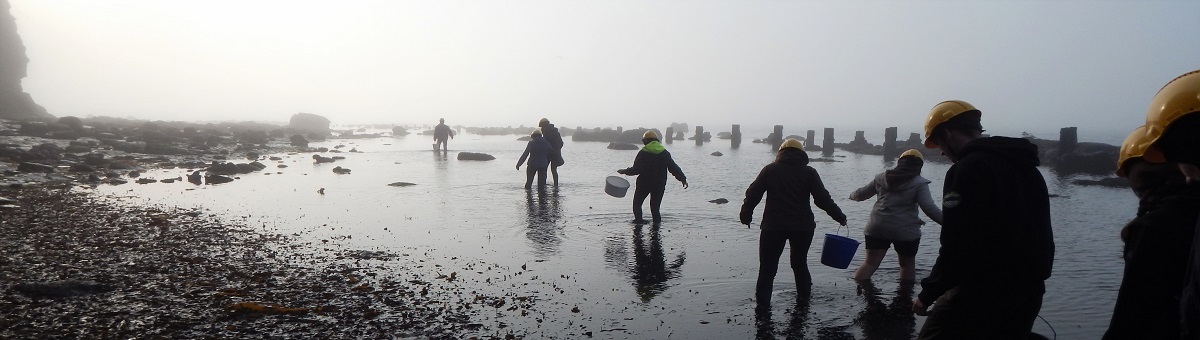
[754,292,812,340]
[855,280,918,340]
[630,224,685,302]
[524,189,562,257]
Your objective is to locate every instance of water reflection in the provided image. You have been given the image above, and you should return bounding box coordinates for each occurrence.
[604,223,687,302]
[755,292,812,340]
[524,189,562,257]
[855,280,917,340]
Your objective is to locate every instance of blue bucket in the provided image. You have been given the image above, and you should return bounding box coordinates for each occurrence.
[820,233,860,269]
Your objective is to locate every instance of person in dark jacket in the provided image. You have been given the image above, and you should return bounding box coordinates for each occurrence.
[849,148,943,282]
[1103,125,1198,340]
[616,130,687,224]
[517,129,551,191]
[911,100,1055,340]
[740,138,847,309]
[1131,70,1200,339]
[433,118,454,152]
[539,118,566,186]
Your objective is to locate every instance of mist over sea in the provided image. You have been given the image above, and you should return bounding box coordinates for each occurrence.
[95,128,1132,339]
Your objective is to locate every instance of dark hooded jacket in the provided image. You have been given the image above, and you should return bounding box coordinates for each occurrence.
[517,135,551,168]
[621,141,685,188]
[740,149,846,232]
[1104,182,1200,340]
[540,123,565,166]
[918,136,1055,305]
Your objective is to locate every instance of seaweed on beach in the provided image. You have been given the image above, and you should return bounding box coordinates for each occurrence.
[0,186,532,339]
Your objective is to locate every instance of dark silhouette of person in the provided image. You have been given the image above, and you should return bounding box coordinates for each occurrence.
[539,118,566,186]
[433,118,453,152]
[740,138,846,310]
[616,130,687,224]
[516,129,551,191]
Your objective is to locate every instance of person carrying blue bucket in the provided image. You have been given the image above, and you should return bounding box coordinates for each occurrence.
[849,149,942,282]
[739,138,847,310]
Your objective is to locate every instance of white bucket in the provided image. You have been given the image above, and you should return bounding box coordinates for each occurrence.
[432,143,440,151]
[605,176,630,198]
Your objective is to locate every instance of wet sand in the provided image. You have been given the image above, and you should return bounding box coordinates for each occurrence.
[0,185,540,339]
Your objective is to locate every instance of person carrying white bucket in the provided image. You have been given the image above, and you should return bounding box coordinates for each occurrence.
[615,130,687,224]
[739,138,847,311]
[848,149,943,282]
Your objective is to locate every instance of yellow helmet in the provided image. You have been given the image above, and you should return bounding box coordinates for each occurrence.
[779,138,804,151]
[899,149,924,161]
[924,100,981,148]
[642,130,659,140]
[1145,70,1200,134]
[1116,125,1165,177]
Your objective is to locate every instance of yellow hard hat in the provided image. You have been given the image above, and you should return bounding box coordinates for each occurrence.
[642,130,659,140]
[1145,70,1200,135]
[899,149,924,161]
[924,100,981,148]
[779,138,804,151]
[1116,125,1165,177]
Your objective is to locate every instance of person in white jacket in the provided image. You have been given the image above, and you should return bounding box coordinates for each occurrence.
[849,149,943,281]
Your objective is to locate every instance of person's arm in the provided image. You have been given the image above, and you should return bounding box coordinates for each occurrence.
[916,181,943,224]
[740,166,770,225]
[516,144,530,170]
[618,151,648,175]
[665,151,688,188]
[809,169,847,225]
[917,160,994,305]
[848,175,879,201]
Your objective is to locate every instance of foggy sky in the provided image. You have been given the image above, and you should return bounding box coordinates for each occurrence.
[9,1,1200,140]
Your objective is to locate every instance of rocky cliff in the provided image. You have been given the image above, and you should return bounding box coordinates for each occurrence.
[0,0,51,121]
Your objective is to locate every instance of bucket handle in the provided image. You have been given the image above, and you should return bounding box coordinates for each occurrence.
[834,224,852,238]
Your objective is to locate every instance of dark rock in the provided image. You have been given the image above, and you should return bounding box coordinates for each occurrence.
[391,126,409,136]
[127,170,140,178]
[234,163,258,174]
[27,143,63,161]
[64,145,91,153]
[268,156,282,161]
[17,162,53,173]
[161,177,180,183]
[136,178,156,184]
[290,134,310,147]
[207,162,240,175]
[58,116,84,131]
[615,128,663,144]
[47,130,80,140]
[708,198,729,204]
[332,166,351,174]
[277,164,288,168]
[312,155,335,163]
[13,281,115,299]
[94,132,120,140]
[606,143,639,150]
[187,170,202,184]
[387,182,416,187]
[248,161,267,170]
[68,163,95,172]
[205,174,234,184]
[245,152,259,160]
[82,153,106,166]
[456,152,496,161]
[711,151,723,156]
[0,146,27,161]
[289,113,332,135]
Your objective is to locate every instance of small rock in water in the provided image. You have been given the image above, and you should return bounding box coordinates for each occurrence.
[708,198,729,204]
[711,152,723,156]
[387,182,416,187]
[457,152,496,161]
[332,166,351,174]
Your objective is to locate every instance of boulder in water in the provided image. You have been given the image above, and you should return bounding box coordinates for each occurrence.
[607,143,639,150]
[457,152,496,161]
[387,182,416,187]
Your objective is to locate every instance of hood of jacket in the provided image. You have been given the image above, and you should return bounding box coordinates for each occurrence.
[959,136,1041,167]
[777,149,810,166]
[642,141,666,154]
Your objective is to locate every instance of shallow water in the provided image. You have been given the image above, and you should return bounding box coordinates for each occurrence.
[96,131,1134,339]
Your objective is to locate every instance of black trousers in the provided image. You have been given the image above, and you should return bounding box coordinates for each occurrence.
[524,164,547,190]
[632,184,665,222]
[917,281,1045,340]
[756,228,815,305]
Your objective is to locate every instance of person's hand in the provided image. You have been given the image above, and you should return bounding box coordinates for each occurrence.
[739,213,752,226]
[515,164,521,170]
[681,180,689,189]
[836,216,848,226]
[912,298,930,316]
[616,169,627,175]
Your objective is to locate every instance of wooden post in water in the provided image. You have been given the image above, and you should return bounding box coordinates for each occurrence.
[1059,127,1078,156]
[664,126,673,144]
[883,127,898,160]
[695,126,704,146]
[822,128,835,157]
[771,125,784,151]
[731,124,742,149]
[806,130,816,149]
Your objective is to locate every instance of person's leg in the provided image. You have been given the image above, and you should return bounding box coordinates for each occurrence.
[649,186,665,223]
[854,236,889,281]
[524,166,535,189]
[788,228,816,288]
[631,186,650,222]
[893,239,921,282]
[758,230,787,308]
[536,165,547,192]
[550,164,559,186]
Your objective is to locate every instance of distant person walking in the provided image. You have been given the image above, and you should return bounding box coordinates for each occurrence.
[517,129,551,191]
[849,149,942,282]
[1103,125,1198,340]
[616,130,687,224]
[433,118,454,151]
[740,138,847,310]
[539,118,566,186]
[911,100,1055,340]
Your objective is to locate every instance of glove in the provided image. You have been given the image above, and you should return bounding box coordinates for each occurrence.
[680,179,689,189]
[739,211,752,226]
[616,169,627,175]
[835,215,848,226]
